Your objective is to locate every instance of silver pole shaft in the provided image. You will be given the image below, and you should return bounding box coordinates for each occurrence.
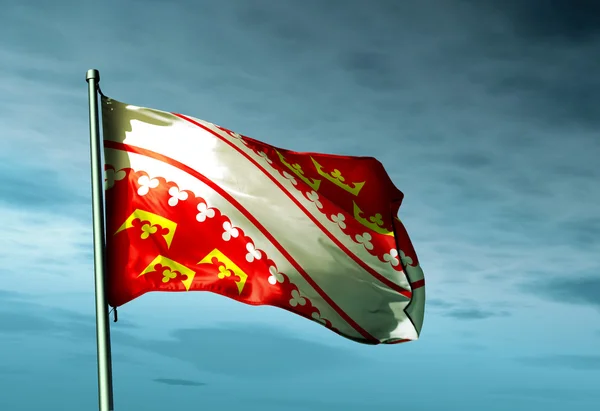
[86,68,115,411]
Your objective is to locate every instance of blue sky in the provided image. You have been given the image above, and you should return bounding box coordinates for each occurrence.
[1,0,599,409]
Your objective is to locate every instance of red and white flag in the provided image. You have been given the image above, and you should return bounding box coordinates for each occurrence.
[102,96,425,344]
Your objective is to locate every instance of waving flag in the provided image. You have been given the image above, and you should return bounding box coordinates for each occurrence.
[101,96,425,344]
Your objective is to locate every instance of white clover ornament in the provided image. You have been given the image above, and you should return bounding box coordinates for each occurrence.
[258,151,273,164]
[331,213,346,229]
[221,221,239,241]
[137,175,159,196]
[167,186,189,207]
[215,124,246,144]
[282,171,297,185]
[383,248,400,266]
[311,311,326,324]
[355,232,374,250]
[196,202,216,222]
[230,131,247,145]
[289,289,306,307]
[245,243,262,262]
[400,250,413,266]
[306,191,323,209]
[267,266,284,285]
[104,168,126,190]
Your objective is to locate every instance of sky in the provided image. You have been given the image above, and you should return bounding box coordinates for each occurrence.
[1,0,599,410]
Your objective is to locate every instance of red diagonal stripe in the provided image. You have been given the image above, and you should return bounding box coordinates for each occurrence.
[173,113,413,300]
[104,140,379,343]
[411,279,425,290]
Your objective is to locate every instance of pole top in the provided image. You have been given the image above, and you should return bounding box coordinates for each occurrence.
[86,69,100,82]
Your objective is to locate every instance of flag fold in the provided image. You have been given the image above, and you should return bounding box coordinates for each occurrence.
[102,96,425,344]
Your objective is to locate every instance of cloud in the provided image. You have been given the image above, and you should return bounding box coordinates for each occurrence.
[491,386,600,401]
[0,290,367,379]
[0,289,99,337]
[457,342,487,351]
[558,217,600,249]
[485,0,600,42]
[0,1,599,408]
[517,355,600,371]
[525,276,600,309]
[339,50,400,91]
[426,299,455,309]
[0,289,26,301]
[443,308,510,320]
[0,205,92,294]
[448,151,493,170]
[122,325,369,378]
[153,378,206,387]
[0,365,27,376]
[0,309,60,334]
[0,161,86,212]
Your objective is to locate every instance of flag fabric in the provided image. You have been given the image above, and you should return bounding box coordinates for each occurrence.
[101,96,425,344]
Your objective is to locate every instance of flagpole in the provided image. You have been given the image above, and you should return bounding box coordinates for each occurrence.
[86,68,115,411]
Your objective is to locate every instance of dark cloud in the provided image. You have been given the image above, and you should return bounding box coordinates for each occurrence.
[526,276,600,309]
[492,386,600,401]
[239,395,371,411]
[444,308,510,320]
[0,366,27,376]
[492,0,600,42]
[153,378,206,387]
[0,289,131,340]
[552,164,600,180]
[0,289,26,301]
[61,352,140,367]
[517,355,600,371]
[494,70,600,129]
[558,218,600,248]
[458,343,487,351]
[234,1,316,51]
[340,50,400,91]
[0,290,90,334]
[0,291,366,378]
[126,325,367,378]
[427,299,454,308]
[0,310,60,333]
[449,152,493,170]
[0,163,86,211]
[436,0,600,129]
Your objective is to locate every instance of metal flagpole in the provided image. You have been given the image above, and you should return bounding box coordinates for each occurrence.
[86,69,115,411]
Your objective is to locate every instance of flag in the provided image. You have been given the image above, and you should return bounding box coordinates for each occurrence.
[101,96,425,344]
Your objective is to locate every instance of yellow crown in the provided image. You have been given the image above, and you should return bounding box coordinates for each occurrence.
[353,202,394,236]
[311,157,365,196]
[115,209,177,247]
[139,255,196,291]
[199,249,248,295]
[275,150,321,191]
